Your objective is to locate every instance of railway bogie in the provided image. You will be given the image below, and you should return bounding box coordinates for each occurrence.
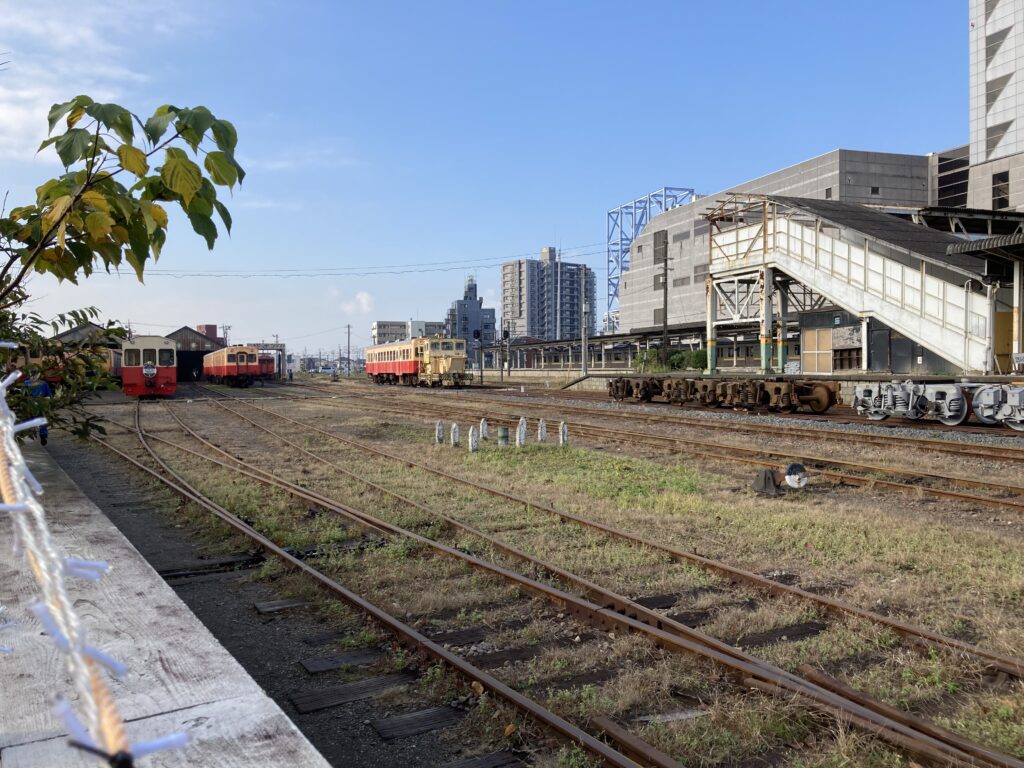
[608,376,841,414]
[854,380,1024,431]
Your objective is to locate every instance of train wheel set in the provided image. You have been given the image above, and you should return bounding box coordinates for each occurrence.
[607,374,1024,431]
[607,376,842,414]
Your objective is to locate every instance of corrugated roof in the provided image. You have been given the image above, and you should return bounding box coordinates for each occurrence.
[945,233,1024,259]
[768,196,989,277]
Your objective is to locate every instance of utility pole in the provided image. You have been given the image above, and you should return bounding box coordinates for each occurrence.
[346,324,351,376]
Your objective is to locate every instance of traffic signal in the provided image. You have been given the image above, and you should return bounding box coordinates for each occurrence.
[473,329,480,340]
[502,330,510,340]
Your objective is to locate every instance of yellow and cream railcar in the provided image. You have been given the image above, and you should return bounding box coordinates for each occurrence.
[365,337,468,387]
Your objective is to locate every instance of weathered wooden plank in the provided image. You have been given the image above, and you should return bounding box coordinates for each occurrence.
[1,694,331,767]
[0,447,271,749]
[254,598,308,614]
[299,648,383,673]
[371,705,464,740]
[633,593,680,610]
[289,672,415,714]
[440,752,523,768]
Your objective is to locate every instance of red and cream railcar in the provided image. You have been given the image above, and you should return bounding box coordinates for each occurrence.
[204,345,261,387]
[122,336,177,397]
[365,337,468,386]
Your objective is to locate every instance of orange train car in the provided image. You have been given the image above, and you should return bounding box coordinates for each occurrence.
[122,336,176,397]
[203,345,261,387]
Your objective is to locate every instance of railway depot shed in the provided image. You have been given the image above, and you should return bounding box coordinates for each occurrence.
[167,325,225,382]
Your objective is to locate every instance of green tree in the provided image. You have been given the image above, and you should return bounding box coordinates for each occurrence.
[0,96,244,436]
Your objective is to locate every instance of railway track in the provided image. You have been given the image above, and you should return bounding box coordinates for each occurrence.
[278,384,1024,516]
[95,404,654,767]
[89,391,1024,765]
[301,380,1024,465]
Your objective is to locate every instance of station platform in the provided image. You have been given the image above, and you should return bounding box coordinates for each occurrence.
[0,443,331,767]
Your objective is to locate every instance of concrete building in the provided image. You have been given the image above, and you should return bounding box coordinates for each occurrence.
[618,149,931,334]
[967,0,1024,210]
[370,319,445,345]
[446,276,496,366]
[501,247,597,341]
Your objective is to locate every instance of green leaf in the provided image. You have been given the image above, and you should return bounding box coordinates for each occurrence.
[211,119,238,154]
[84,211,113,240]
[150,227,166,259]
[86,102,134,144]
[54,128,92,167]
[160,147,202,206]
[176,107,215,151]
[203,151,238,188]
[37,135,60,153]
[116,144,149,177]
[144,105,178,144]
[213,199,232,234]
[126,210,150,279]
[187,211,217,249]
[47,100,75,133]
[67,240,94,268]
[186,194,213,218]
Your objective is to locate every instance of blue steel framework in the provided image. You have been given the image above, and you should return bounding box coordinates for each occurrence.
[606,186,696,331]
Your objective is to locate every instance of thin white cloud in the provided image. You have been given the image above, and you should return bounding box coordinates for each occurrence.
[0,1,198,162]
[240,142,357,172]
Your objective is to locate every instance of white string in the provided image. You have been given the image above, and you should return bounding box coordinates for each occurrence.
[0,363,187,764]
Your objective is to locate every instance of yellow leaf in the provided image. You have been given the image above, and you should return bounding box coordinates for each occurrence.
[117,144,149,177]
[150,203,168,229]
[503,723,516,738]
[80,190,110,212]
[67,105,85,128]
[111,225,129,244]
[85,211,113,240]
[470,681,484,697]
[42,195,74,234]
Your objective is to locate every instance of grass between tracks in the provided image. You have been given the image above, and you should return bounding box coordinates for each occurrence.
[94,398,1024,764]
[272,398,1024,763]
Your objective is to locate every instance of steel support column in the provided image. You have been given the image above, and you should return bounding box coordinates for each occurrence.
[861,317,870,371]
[705,277,717,373]
[776,287,788,371]
[759,267,774,373]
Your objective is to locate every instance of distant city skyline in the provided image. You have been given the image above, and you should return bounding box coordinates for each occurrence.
[2,0,969,350]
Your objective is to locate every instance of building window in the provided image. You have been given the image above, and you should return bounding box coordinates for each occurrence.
[993,170,1010,210]
[653,308,665,325]
[824,187,832,199]
[870,186,880,196]
[653,274,665,289]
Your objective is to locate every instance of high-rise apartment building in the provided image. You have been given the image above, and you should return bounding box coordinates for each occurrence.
[501,248,597,341]
[370,319,445,345]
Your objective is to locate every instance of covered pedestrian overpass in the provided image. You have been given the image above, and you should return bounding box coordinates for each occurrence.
[704,194,1024,375]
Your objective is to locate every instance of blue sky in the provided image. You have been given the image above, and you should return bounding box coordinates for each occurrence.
[1,0,968,353]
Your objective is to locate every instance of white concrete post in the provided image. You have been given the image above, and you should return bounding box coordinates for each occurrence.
[559,421,568,446]
[479,418,488,440]
[516,417,527,447]
[468,426,478,452]
[435,420,444,445]
[537,418,546,443]
[450,423,460,447]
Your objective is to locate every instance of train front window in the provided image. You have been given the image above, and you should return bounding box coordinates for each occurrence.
[455,341,465,351]
[431,342,440,351]
[159,349,174,366]
[442,341,454,351]
[227,353,237,363]
[124,349,140,366]
[142,349,156,365]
